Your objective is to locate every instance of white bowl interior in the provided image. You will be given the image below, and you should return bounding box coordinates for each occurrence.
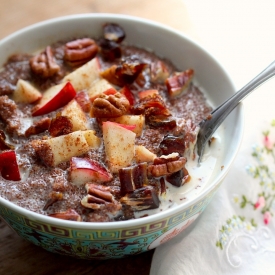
[0,14,244,229]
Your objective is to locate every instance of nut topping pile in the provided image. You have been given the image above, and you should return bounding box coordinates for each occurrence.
[0,23,212,222]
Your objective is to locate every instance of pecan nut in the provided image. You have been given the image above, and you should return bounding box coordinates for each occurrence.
[81,183,114,209]
[48,209,82,221]
[30,46,60,78]
[64,38,98,67]
[91,92,130,118]
[147,154,187,177]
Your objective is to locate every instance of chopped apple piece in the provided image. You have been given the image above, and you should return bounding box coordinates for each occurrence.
[120,86,135,105]
[62,57,101,91]
[88,78,117,101]
[32,82,76,116]
[103,115,144,136]
[135,145,157,163]
[13,79,42,104]
[61,99,89,131]
[70,157,112,186]
[83,130,101,148]
[31,131,92,167]
[102,121,136,173]
[0,150,21,181]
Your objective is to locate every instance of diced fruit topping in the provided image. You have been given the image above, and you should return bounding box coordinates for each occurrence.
[146,115,176,130]
[31,130,100,167]
[13,79,42,104]
[62,57,101,91]
[165,69,194,98]
[48,209,82,221]
[119,163,148,196]
[103,23,126,43]
[135,145,156,163]
[102,121,136,173]
[74,91,91,112]
[64,38,98,67]
[159,134,186,156]
[100,58,147,87]
[166,167,190,187]
[0,150,21,181]
[98,38,122,61]
[32,82,77,116]
[61,99,89,131]
[150,61,170,83]
[120,186,160,211]
[138,89,159,99]
[70,157,113,186]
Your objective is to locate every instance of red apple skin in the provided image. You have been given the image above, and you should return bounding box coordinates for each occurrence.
[102,121,136,131]
[74,91,91,112]
[70,157,113,185]
[0,150,21,181]
[120,86,135,105]
[32,82,77,116]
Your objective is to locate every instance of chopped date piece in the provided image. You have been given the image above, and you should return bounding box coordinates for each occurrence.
[48,209,82,221]
[64,38,98,67]
[132,94,170,117]
[120,186,160,211]
[119,163,148,196]
[25,117,51,138]
[159,134,186,156]
[165,69,194,98]
[43,191,63,210]
[100,58,147,87]
[146,115,176,130]
[103,23,126,43]
[98,38,122,61]
[30,46,60,78]
[91,92,130,118]
[49,115,73,137]
[166,167,190,187]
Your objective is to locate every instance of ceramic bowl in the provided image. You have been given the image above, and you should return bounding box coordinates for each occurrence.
[0,14,244,259]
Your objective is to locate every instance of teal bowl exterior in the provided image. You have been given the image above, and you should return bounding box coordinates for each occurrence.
[0,14,244,259]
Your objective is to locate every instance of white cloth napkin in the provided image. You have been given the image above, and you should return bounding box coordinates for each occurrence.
[150,78,275,274]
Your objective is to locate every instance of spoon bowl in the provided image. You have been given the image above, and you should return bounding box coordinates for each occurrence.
[197,60,275,163]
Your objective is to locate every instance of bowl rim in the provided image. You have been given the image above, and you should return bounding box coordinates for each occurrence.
[0,13,244,230]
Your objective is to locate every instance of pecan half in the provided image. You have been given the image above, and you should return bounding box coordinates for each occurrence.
[30,46,60,78]
[147,154,187,177]
[48,209,82,221]
[81,183,114,209]
[64,38,98,67]
[91,92,130,118]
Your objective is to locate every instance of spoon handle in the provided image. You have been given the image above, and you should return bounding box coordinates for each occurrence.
[197,60,275,162]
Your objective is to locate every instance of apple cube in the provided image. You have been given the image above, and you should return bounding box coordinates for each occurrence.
[61,99,89,131]
[82,130,101,148]
[13,79,42,104]
[31,131,91,167]
[104,115,144,137]
[88,78,117,101]
[102,121,136,173]
[62,57,101,91]
[32,82,76,116]
[0,150,21,181]
[135,145,157,163]
[70,157,112,186]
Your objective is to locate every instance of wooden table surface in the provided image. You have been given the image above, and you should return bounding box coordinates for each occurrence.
[0,1,193,274]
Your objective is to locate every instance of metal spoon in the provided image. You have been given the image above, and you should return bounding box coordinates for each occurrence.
[197,60,275,163]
